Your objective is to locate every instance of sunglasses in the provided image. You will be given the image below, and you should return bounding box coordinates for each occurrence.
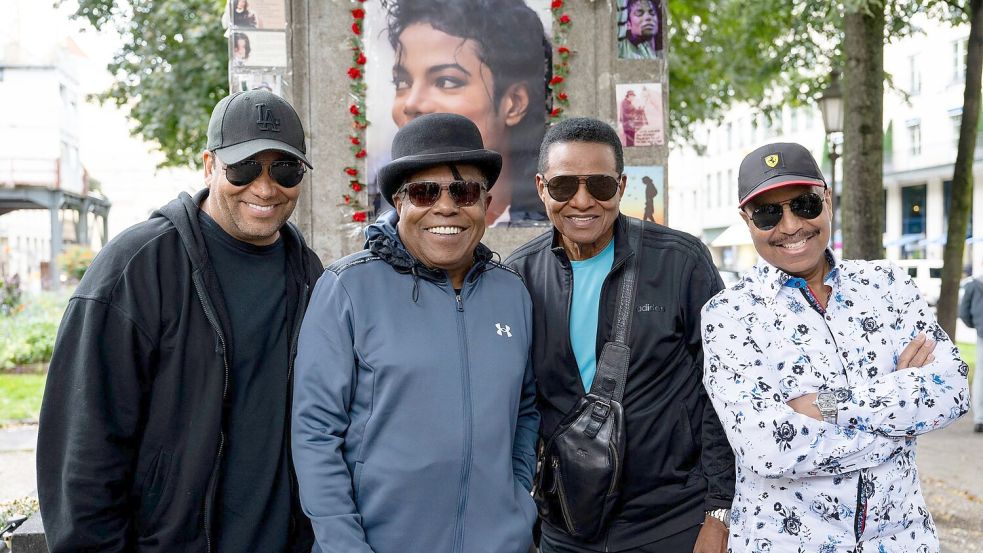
[399,180,486,208]
[747,191,825,230]
[542,174,621,202]
[224,159,307,188]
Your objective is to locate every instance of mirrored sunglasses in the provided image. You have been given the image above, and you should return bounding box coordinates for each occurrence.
[400,180,485,208]
[543,174,621,202]
[749,191,825,231]
[224,159,307,188]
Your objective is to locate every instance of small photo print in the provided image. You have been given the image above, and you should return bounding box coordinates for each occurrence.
[616,83,664,147]
[620,166,665,224]
[231,30,287,68]
[228,0,287,30]
[233,71,284,95]
[617,0,663,60]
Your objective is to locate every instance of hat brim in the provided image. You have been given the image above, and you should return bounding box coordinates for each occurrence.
[214,138,313,168]
[379,149,503,206]
[739,175,826,207]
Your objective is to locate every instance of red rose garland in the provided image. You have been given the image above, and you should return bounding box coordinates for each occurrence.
[342,0,573,220]
[345,2,369,223]
[550,1,573,122]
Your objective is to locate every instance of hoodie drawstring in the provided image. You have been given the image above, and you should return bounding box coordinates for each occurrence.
[411,265,420,303]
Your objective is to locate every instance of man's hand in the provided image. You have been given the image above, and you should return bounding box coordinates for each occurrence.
[786,393,821,420]
[897,332,936,370]
[693,516,728,553]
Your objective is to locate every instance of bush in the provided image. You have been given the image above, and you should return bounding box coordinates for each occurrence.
[57,245,95,283]
[0,291,70,371]
[0,274,22,316]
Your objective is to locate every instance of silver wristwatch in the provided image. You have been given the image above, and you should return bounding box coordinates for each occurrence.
[814,390,838,424]
[706,508,731,529]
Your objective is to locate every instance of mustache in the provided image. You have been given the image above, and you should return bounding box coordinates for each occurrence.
[769,230,818,247]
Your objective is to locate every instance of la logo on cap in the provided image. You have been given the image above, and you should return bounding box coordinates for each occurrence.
[764,154,780,168]
[255,103,280,132]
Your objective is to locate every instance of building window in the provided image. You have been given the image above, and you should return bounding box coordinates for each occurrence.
[953,38,968,83]
[943,179,973,237]
[902,184,927,235]
[909,54,921,95]
[950,109,963,147]
[907,120,921,156]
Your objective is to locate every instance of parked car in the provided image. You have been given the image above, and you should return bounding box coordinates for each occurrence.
[718,268,743,288]
[895,259,943,306]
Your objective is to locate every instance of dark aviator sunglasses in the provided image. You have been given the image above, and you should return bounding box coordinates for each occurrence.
[541,174,622,202]
[399,180,486,208]
[747,191,825,231]
[224,159,307,188]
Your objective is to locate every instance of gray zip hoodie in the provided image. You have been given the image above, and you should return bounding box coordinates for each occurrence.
[291,211,539,553]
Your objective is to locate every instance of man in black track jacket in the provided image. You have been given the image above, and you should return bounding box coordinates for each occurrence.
[506,118,735,553]
[36,90,322,552]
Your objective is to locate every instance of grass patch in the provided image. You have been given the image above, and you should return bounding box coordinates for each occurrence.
[957,341,976,384]
[0,373,46,426]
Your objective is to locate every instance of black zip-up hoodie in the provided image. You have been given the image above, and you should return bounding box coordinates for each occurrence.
[37,190,321,552]
[506,215,736,551]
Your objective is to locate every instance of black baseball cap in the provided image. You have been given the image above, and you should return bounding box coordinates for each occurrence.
[206,90,313,168]
[738,142,825,207]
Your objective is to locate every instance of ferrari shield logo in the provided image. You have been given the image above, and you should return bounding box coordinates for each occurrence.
[764,154,780,168]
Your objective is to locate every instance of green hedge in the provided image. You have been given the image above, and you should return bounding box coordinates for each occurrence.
[0,291,70,371]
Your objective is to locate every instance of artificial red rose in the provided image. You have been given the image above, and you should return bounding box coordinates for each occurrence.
[558,46,570,55]
[551,0,563,8]
[550,107,562,117]
[350,136,361,145]
[349,104,360,115]
[343,195,352,204]
[559,14,571,24]
[351,22,361,35]
[347,67,362,79]
[558,92,568,101]
[345,167,358,176]
[356,52,367,65]
[352,182,364,192]
[352,211,368,223]
[355,149,367,159]
[550,76,564,85]
[351,8,365,19]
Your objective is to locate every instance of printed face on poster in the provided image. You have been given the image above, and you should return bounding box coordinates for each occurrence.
[620,166,665,224]
[363,0,554,227]
[227,0,286,30]
[231,30,286,68]
[616,83,664,148]
[617,0,663,59]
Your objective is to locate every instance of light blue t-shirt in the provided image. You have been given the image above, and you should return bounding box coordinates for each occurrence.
[569,239,615,392]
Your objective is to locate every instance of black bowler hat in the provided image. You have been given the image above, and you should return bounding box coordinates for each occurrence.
[738,142,826,207]
[378,113,502,206]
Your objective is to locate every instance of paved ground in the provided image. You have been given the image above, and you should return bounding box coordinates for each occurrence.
[2,417,981,550]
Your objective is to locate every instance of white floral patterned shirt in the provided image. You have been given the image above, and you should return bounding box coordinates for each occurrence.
[701,252,969,553]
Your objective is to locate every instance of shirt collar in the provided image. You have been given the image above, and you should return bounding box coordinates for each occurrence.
[751,249,841,299]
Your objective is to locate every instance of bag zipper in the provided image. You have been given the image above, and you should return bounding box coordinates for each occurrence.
[552,456,578,535]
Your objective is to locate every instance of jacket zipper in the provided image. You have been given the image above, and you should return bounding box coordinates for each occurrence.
[192,275,230,553]
[452,291,473,553]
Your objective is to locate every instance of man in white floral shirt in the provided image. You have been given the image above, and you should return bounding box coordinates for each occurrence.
[701,142,970,553]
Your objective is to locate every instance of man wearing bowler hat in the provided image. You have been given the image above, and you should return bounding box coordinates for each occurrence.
[38,89,322,551]
[701,142,969,552]
[292,112,539,553]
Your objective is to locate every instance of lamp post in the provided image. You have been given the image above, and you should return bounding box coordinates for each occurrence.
[818,69,844,252]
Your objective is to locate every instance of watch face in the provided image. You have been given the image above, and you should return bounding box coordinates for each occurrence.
[817,393,837,410]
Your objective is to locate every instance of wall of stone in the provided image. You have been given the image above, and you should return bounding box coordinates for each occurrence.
[286,0,667,264]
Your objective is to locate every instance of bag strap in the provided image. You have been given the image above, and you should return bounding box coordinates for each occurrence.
[587,218,643,404]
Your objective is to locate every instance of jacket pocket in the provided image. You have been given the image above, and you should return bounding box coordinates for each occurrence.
[352,461,365,502]
[138,449,173,526]
[672,405,700,477]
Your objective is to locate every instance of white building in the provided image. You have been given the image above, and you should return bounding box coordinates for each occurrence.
[669,15,983,277]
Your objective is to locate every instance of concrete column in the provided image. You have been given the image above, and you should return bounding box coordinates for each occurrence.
[49,204,62,290]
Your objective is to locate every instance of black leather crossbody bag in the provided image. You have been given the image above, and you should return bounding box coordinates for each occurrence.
[533,218,642,541]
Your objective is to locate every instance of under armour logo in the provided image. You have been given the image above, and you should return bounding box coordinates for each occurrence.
[637,304,665,313]
[255,103,280,131]
[495,323,512,337]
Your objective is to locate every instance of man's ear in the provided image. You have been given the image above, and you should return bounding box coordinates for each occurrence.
[484,193,493,210]
[739,208,752,228]
[203,151,216,185]
[536,173,548,205]
[618,174,628,198]
[499,82,530,127]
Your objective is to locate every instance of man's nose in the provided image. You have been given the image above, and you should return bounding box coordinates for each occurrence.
[567,179,595,208]
[400,85,432,120]
[775,204,804,233]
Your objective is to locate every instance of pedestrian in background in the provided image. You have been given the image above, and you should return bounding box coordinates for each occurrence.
[958,276,983,432]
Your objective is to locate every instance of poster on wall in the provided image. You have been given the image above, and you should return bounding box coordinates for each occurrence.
[616,0,663,60]
[363,0,555,227]
[615,82,664,147]
[231,71,284,95]
[231,30,287,68]
[620,166,665,224]
[227,0,287,30]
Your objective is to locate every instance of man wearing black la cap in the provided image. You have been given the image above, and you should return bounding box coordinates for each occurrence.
[701,142,969,552]
[37,89,322,552]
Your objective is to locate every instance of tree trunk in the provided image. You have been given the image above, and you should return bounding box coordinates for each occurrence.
[842,4,886,260]
[937,0,983,339]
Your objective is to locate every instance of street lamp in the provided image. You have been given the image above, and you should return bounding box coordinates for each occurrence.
[818,69,844,251]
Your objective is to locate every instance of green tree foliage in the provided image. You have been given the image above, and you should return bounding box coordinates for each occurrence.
[67,0,229,168]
